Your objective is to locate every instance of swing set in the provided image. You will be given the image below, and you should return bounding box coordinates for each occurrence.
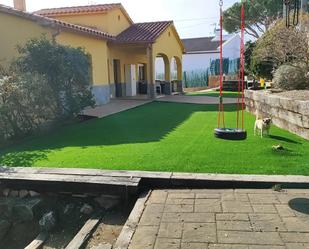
[214,0,247,140]
[214,0,301,140]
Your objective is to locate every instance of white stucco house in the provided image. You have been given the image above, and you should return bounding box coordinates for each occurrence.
[182,32,241,73]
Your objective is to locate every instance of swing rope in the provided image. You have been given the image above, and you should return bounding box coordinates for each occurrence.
[217,0,245,130]
[237,3,245,130]
[217,0,225,129]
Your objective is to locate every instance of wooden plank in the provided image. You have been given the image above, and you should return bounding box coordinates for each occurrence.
[24,232,48,249]
[65,215,101,249]
[0,167,172,179]
[114,191,151,249]
[0,172,140,186]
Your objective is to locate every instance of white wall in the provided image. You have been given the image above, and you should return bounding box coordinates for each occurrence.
[183,53,219,72]
[182,35,241,73]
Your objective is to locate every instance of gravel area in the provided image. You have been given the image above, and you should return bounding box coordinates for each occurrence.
[273,90,309,101]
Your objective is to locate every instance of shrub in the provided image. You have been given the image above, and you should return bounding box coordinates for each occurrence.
[0,37,95,142]
[273,64,309,90]
[252,14,309,79]
[15,37,95,118]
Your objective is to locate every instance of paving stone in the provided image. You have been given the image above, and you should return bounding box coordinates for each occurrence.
[217,231,283,245]
[208,244,249,249]
[249,214,286,232]
[276,194,309,204]
[168,193,195,199]
[129,226,158,249]
[250,220,286,232]
[286,243,309,249]
[154,238,181,249]
[144,203,165,213]
[222,201,253,213]
[195,193,221,199]
[249,246,285,249]
[182,223,216,243]
[195,199,222,213]
[139,208,163,226]
[216,213,249,221]
[164,204,194,213]
[275,205,296,217]
[234,189,275,194]
[282,217,309,232]
[158,222,183,239]
[181,242,208,249]
[217,220,252,231]
[221,194,249,202]
[148,191,168,204]
[162,212,215,223]
[248,194,280,204]
[166,198,195,205]
[252,204,277,213]
[280,232,309,243]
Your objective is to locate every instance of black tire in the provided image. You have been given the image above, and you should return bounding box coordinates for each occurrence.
[214,128,247,141]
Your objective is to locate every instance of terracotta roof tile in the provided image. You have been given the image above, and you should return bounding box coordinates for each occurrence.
[0,4,115,40]
[115,21,172,44]
[34,3,122,16]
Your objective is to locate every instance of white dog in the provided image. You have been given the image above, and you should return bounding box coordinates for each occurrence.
[254,116,272,138]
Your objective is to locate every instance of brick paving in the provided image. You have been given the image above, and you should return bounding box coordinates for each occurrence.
[128,189,309,249]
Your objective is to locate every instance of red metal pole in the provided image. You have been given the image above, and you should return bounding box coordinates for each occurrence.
[241,3,245,130]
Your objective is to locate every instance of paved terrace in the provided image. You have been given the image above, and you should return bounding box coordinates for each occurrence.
[128,189,309,249]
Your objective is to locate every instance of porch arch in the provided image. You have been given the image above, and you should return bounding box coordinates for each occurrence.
[155,53,170,82]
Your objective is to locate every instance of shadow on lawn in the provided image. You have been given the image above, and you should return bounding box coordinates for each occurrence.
[0,151,49,167]
[0,103,238,166]
[269,135,301,144]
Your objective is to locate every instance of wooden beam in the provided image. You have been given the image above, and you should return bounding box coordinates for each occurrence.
[114,191,151,249]
[65,215,101,249]
[24,232,48,249]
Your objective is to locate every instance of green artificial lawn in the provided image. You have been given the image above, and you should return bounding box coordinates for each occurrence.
[1,102,309,175]
[185,91,240,98]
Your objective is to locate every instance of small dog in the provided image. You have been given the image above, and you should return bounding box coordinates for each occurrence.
[254,116,272,138]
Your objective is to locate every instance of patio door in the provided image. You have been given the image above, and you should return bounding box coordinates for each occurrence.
[113,59,122,97]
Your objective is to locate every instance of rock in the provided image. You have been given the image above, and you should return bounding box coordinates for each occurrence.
[94,195,120,210]
[0,200,10,218]
[80,204,94,215]
[19,190,29,198]
[39,211,57,232]
[2,188,10,197]
[12,198,43,222]
[90,243,112,249]
[9,190,19,197]
[0,219,10,240]
[29,191,40,197]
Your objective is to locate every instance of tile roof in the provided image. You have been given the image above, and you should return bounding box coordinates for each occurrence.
[182,37,229,53]
[0,4,115,40]
[34,3,122,16]
[115,21,173,44]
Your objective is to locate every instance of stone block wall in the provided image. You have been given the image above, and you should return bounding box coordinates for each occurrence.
[245,90,309,140]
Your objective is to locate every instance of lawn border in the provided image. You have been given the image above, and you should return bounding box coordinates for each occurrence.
[1,167,309,189]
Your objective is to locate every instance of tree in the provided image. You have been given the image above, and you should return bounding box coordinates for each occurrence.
[0,37,95,142]
[223,0,283,39]
[252,14,309,69]
[15,37,95,118]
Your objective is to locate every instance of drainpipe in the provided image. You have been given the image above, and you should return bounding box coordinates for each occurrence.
[51,28,61,44]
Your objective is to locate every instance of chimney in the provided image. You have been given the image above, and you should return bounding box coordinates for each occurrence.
[13,0,26,11]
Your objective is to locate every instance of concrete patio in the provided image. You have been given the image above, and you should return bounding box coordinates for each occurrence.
[128,189,309,249]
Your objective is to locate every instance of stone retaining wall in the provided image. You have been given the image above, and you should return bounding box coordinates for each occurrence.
[245,90,309,140]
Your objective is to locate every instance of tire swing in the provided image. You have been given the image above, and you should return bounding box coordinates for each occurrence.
[214,0,247,141]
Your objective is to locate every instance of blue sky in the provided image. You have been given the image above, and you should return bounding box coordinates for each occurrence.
[0,0,239,38]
